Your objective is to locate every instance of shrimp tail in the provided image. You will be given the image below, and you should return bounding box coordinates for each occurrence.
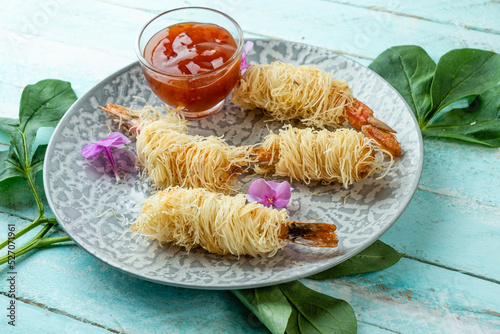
[345,99,401,157]
[99,104,142,135]
[286,221,338,248]
[361,124,402,158]
[365,115,396,133]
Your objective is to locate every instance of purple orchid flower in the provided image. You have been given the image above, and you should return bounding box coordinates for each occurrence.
[240,41,254,72]
[82,132,131,183]
[247,178,292,209]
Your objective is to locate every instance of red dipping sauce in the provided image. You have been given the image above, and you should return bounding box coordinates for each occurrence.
[141,22,242,117]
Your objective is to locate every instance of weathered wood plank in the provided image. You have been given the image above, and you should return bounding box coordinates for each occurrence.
[90,0,500,57]
[0,27,133,119]
[0,294,116,333]
[382,188,500,281]
[0,244,268,333]
[305,258,500,333]
[1,0,500,121]
[2,137,497,328]
[380,138,500,282]
[0,230,498,333]
[327,0,500,33]
[419,139,500,208]
[96,0,500,33]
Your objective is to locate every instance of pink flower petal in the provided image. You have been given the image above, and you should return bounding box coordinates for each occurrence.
[81,143,104,158]
[246,193,262,203]
[95,132,131,147]
[82,132,131,158]
[248,178,274,199]
[247,178,293,209]
[268,181,292,201]
[240,41,254,71]
[273,198,290,209]
[82,132,132,183]
[243,41,254,54]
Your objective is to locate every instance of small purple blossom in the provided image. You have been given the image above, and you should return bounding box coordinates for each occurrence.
[247,178,292,209]
[240,41,254,72]
[82,132,131,183]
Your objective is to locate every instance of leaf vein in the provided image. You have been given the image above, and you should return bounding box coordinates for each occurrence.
[435,55,494,112]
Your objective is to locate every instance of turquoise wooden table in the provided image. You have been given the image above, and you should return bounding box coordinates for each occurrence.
[1,1,499,333]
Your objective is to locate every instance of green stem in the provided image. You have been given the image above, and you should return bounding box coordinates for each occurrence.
[15,222,55,252]
[418,108,435,131]
[18,131,45,219]
[0,122,73,267]
[24,166,44,218]
[0,224,72,265]
[419,120,429,132]
[0,225,52,265]
[35,221,54,237]
[0,217,56,250]
[35,236,73,248]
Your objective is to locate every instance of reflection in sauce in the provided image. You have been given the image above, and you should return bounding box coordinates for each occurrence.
[142,22,241,115]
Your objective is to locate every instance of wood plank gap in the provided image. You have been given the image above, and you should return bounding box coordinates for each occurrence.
[0,291,123,333]
[0,211,38,225]
[403,254,500,285]
[322,0,500,35]
[85,1,375,61]
[417,185,500,212]
[358,319,402,333]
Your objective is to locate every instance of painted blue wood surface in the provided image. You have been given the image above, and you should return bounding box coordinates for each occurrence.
[1,0,499,333]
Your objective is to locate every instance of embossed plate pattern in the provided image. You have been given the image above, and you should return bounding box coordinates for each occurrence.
[44,39,423,289]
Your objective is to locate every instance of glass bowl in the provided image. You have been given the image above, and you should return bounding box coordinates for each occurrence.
[136,7,244,119]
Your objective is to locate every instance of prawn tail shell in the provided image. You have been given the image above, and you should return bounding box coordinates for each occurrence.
[286,221,338,248]
[361,125,402,157]
[99,104,141,135]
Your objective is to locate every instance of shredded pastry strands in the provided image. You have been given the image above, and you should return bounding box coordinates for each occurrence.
[231,61,353,128]
[132,187,289,257]
[121,105,257,194]
[103,103,391,191]
[137,121,256,193]
[255,126,391,188]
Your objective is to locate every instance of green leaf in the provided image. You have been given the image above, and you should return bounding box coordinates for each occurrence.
[308,240,404,280]
[423,84,500,146]
[19,79,77,161]
[231,286,292,334]
[285,307,300,334]
[370,46,500,146]
[0,79,77,184]
[368,45,436,122]
[0,118,24,166]
[0,118,20,135]
[280,281,357,334]
[428,49,500,121]
[30,144,48,181]
[0,79,77,271]
[0,147,24,183]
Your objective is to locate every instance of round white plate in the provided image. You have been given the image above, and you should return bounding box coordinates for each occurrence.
[44,39,423,289]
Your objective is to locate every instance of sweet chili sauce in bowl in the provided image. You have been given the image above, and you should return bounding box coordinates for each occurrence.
[136,8,244,119]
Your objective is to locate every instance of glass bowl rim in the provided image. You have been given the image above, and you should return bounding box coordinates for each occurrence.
[135,6,245,78]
